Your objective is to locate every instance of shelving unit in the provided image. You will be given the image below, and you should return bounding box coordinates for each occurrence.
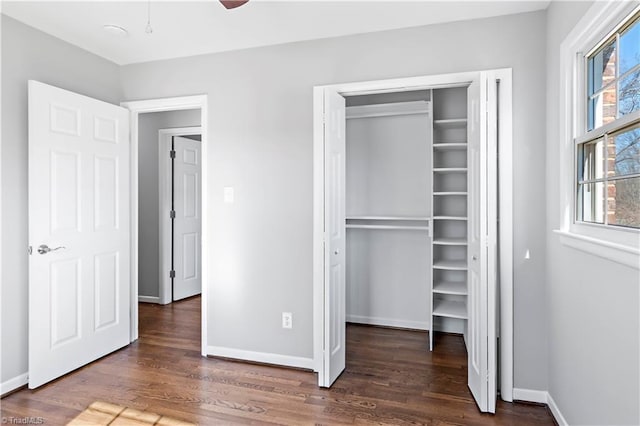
[433,300,467,319]
[433,281,467,295]
[433,142,467,150]
[429,87,469,351]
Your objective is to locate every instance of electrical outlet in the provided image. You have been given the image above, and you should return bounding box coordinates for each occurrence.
[282,312,292,329]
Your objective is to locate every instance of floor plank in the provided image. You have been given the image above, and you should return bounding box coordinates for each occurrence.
[1,297,554,425]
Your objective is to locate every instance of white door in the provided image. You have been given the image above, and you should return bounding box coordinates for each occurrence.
[466,75,498,412]
[28,81,131,389]
[322,89,347,387]
[172,136,202,301]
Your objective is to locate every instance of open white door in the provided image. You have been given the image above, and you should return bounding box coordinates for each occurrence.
[28,81,131,388]
[322,89,346,387]
[172,136,202,301]
[466,75,498,413]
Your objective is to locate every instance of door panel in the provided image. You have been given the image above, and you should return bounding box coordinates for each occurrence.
[28,81,130,389]
[94,156,119,230]
[172,136,202,301]
[51,151,80,232]
[466,75,498,413]
[94,252,119,330]
[323,90,346,387]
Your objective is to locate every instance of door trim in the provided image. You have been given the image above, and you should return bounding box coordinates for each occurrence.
[158,127,202,305]
[120,95,208,356]
[312,70,513,400]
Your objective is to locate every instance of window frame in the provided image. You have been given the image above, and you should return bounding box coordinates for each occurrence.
[557,1,640,269]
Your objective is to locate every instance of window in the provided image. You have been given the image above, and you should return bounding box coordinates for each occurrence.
[577,11,640,229]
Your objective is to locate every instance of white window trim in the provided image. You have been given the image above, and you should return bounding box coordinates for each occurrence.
[558,0,640,268]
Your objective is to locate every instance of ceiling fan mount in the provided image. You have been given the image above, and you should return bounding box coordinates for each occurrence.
[219,0,250,10]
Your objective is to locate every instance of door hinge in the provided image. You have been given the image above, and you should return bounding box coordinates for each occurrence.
[169,210,176,219]
[169,270,175,278]
[170,150,176,159]
[28,246,32,255]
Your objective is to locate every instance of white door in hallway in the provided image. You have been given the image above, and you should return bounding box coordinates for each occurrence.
[28,81,131,388]
[172,136,202,301]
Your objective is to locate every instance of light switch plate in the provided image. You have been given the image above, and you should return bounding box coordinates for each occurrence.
[224,186,234,203]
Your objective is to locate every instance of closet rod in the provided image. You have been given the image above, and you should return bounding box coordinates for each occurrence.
[346,224,429,231]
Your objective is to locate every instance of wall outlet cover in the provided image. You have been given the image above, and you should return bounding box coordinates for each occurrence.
[282,312,292,329]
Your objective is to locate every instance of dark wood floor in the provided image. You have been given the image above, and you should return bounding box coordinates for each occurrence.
[1,297,554,425]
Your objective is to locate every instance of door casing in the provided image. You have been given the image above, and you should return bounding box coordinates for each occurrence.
[312,70,514,400]
[120,95,209,356]
[158,127,203,305]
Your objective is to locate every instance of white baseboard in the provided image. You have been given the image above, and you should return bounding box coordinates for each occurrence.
[547,393,568,426]
[347,315,429,331]
[206,346,314,370]
[138,296,160,304]
[513,387,548,404]
[513,388,568,426]
[1,373,28,396]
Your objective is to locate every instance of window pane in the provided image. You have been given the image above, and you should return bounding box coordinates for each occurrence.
[578,182,605,224]
[618,68,640,117]
[611,125,640,177]
[620,17,640,75]
[607,176,640,228]
[589,88,617,130]
[588,41,616,96]
[578,139,605,181]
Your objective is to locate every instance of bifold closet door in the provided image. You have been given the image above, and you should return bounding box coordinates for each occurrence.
[466,75,498,413]
[323,90,347,387]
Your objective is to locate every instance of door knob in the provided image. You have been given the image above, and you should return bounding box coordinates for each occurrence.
[472,255,477,261]
[37,244,66,255]
[334,249,339,255]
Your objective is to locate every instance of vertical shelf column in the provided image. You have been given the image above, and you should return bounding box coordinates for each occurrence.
[430,87,469,351]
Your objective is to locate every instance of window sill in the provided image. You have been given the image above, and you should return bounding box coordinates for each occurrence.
[553,230,640,270]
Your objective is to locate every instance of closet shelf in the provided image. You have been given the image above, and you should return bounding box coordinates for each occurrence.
[346,101,430,120]
[433,118,467,127]
[433,216,468,221]
[433,281,467,296]
[433,238,467,246]
[433,168,467,173]
[346,224,429,231]
[433,192,467,196]
[433,300,467,319]
[346,216,430,221]
[433,142,467,150]
[433,259,467,270]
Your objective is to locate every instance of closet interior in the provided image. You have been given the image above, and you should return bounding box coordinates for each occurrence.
[344,86,469,350]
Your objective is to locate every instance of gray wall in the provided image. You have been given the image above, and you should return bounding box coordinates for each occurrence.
[138,109,201,298]
[120,10,549,386]
[545,2,640,425]
[1,15,122,384]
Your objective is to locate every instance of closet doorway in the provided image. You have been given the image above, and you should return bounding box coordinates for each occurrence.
[312,70,513,414]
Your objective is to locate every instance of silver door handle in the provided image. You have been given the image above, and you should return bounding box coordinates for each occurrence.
[472,255,477,261]
[334,249,339,255]
[37,244,65,255]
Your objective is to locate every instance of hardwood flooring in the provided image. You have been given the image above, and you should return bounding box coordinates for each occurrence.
[1,297,554,425]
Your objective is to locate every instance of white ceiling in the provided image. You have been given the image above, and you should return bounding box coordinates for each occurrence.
[2,1,550,65]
